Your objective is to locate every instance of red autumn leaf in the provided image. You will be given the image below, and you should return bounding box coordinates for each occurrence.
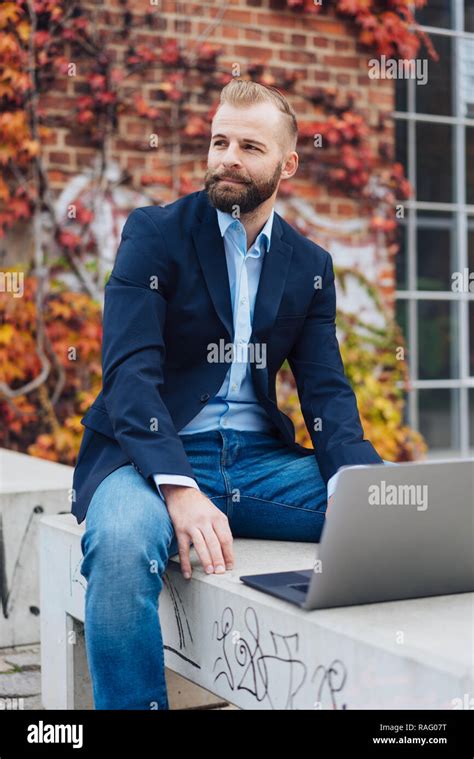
[182,115,208,137]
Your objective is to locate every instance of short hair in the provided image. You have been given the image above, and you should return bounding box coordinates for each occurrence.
[215,78,298,153]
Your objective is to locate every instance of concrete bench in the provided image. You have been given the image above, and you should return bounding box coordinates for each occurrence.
[0,448,73,649]
[39,512,473,710]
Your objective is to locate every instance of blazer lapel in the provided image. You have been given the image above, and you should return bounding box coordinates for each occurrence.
[191,191,294,343]
[251,213,294,341]
[192,199,234,341]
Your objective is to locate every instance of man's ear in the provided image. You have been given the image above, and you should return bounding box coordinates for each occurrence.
[281,151,299,180]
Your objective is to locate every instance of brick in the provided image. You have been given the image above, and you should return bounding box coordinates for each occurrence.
[48,152,70,164]
[336,73,353,85]
[315,19,349,36]
[76,151,97,168]
[40,131,58,146]
[64,133,94,148]
[291,34,307,48]
[121,119,150,137]
[312,69,330,82]
[269,31,285,43]
[323,55,363,69]
[220,24,240,39]
[233,45,273,61]
[223,9,255,24]
[127,156,146,169]
[335,39,351,51]
[256,12,296,28]
[174,19,191,34]
[316,203,331,213]
[280,50,315,64]
[312,36,329,48]
[246,29,264,41]
[337,203,358,216]
[47,170,68,183]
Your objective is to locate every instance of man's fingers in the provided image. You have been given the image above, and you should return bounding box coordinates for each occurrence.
[177,535,192,579]
[213,519,234,568]
[200,525,226,572]
[188,528,214,574]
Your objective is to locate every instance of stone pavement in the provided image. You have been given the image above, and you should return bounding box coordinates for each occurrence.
[0,643,238,710]
[0,644,43,710]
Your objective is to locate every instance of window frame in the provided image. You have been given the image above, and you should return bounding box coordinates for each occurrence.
[393,0,474,457]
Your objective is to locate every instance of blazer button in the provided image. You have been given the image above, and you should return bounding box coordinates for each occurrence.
[200,393,210,402]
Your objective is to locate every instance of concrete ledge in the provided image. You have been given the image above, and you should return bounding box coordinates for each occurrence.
[0,449,73,648]
[39,513,473,710]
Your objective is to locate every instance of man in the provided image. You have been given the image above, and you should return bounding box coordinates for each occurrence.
[74,79,384,710]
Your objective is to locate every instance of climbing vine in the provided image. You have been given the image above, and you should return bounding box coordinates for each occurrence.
[0,0,430,463]
[286,0,437,59]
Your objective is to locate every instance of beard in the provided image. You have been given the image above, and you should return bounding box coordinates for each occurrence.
[204,161,282,214]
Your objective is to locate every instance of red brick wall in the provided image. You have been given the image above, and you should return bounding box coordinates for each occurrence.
[36,0,396,307]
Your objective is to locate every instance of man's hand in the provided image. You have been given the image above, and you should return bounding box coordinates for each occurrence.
[326,494,334,515]
[161,484,234,580]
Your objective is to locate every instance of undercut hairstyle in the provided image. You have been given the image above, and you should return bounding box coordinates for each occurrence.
[216,78,298,154]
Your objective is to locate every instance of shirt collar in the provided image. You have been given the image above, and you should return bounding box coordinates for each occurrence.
[216,206,274,256]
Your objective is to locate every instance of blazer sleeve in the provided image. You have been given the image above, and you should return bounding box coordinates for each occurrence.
[101,207,197,483]
[287,250,383,484]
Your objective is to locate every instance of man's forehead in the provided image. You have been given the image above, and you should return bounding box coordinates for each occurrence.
[212,103,280,135]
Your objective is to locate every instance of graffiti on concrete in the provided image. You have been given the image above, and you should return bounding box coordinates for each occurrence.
[162,571,201,670]
[212,604,348,710]
[0,507,44,619]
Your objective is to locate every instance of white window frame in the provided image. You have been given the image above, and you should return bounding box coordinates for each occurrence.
[393,0,474,457]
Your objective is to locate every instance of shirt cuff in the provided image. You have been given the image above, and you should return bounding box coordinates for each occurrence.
[153,474,200,501]
[327,459,397,500]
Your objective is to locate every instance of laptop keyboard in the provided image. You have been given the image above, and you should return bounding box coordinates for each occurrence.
[288,582,309,593]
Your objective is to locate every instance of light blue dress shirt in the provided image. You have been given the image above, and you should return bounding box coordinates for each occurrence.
[153,207,342,501]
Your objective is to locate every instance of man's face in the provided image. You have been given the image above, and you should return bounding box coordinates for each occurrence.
[204,102,293,214]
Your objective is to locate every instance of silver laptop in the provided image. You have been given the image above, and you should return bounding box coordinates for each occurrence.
[240,459,474,610]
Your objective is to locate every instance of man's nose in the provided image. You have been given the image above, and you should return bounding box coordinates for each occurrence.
[221,146,242,166]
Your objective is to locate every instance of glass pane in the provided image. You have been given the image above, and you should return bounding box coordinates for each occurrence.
[417,212,456,291]
[395,119,408,177]
[416,35,452,116]
[418,300,459,379]
[416,123,453,203]
[460,39,474,118]
[395,76,407,112]
[419,389,457,451]
[466,0,474,33]
[395,299,408,345]
[416,0,453,28]
[470,389,474,449]
[470,301,474,376]
[467,128,474,205]
[469,220,474,272]
[396,224,407,289]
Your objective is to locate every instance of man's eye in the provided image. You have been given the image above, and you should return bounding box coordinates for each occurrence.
[244,145,257,150]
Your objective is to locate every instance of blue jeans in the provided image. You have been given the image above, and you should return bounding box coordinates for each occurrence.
[79,428,328,710]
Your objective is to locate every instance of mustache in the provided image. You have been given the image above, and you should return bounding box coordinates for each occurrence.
[213,174,250,183]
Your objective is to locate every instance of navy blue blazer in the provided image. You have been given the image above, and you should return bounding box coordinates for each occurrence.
[71,189,383,524]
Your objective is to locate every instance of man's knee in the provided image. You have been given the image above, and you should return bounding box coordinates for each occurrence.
[80,466,174,577]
